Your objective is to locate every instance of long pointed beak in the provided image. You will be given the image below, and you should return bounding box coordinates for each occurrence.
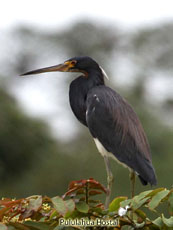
[20,63,70,76]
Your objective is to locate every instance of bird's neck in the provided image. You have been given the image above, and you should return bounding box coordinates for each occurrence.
[87,69,105,87]
[69,70,104,126]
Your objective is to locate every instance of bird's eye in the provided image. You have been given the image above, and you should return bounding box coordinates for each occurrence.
[71,60,77,66]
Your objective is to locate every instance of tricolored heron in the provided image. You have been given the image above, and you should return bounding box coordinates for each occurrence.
[21,56,157,208]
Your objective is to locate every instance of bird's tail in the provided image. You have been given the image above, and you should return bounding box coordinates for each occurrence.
[137,160,157,186]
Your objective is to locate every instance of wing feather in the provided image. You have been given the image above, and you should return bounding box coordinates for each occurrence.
[86,86,157,185]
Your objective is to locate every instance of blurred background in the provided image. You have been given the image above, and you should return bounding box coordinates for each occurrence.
[0,0,173,200]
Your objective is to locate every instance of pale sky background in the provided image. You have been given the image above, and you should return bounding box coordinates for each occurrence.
[1,0,173,140]
[1,0,173,30]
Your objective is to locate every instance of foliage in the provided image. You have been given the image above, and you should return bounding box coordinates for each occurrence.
[0,86,59,187]
[0,179,172,230]
[1,20,173,219]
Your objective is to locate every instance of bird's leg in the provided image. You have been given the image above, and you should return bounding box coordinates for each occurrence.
[130,170,136,198]
[103,156,114,209]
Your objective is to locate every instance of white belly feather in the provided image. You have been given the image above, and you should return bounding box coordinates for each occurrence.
[94,138,129,169]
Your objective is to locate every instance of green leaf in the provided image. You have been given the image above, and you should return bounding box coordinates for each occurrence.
[24,221,52,230]
[90,207,106,215]
[152,217,164,228]
[27,196,42,213]
[65,209,84,219]
[133,190,152,202]
[52,196,67,216]
[148,189,170,210]
[0,223,7,230]
[120,199,132,208]
[7,222,30,230]
[147,188,166,198]
[31,196,42,211]
[22,196,43,219]
[54,226,74,230]
[132,197,149,210]
[64,199,76,218]
[54,226,65,230]
[109,196,127,212]
[50,210,58,220]
[131,191,151,210]
[162,214,173,227]
[135,209,147,220]
[76,201,89,213]
[54,226,66,230]
[134,221,145,228]
[65,199,75,213]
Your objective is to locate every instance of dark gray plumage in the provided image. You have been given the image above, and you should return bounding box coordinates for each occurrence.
[86,86,157,185]
[21,56,157,208]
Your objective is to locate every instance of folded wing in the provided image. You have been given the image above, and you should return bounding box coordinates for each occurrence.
[86,86,157,185]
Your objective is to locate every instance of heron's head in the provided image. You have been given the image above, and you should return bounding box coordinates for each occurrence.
[65,56,100,75]
[21,56,108,79]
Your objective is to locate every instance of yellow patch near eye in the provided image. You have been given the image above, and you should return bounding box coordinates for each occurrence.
[64,60,77,68]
